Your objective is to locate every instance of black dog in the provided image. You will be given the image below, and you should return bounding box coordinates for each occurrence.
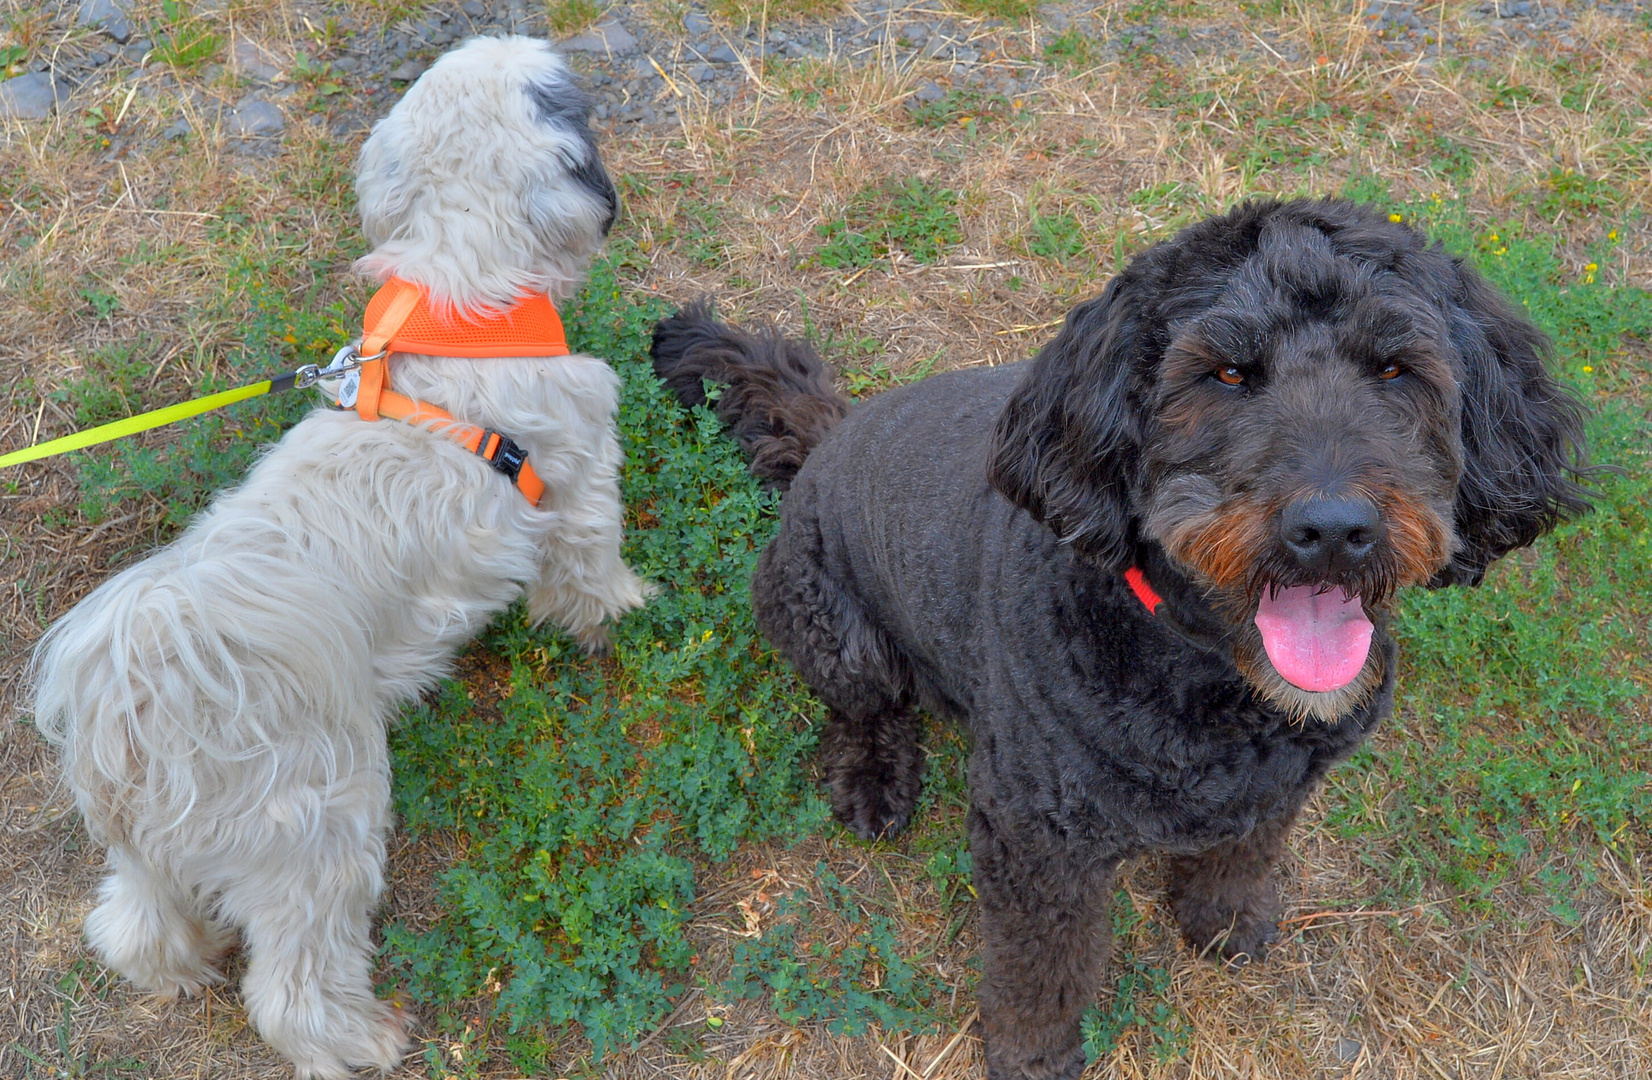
[652,199,1593,1079]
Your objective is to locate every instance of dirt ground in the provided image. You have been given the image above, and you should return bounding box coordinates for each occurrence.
[3,0,1651,1077]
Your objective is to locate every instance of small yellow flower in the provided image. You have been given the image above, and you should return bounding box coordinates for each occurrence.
[1388,213,1403,223]
[1488,232,1499,243]
[1608,229,1618,241]
[1585,262,1598,272]
[1582,366,1594,373]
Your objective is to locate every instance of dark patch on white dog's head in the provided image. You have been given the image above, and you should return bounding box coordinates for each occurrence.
[526,73,618,236]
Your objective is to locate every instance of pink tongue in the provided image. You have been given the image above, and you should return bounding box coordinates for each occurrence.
[1254,586,1373,693]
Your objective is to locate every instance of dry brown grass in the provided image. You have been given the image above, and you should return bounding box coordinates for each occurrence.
[4,0,1651,1076]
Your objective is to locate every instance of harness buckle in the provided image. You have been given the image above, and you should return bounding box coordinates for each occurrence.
[476,429,528,483]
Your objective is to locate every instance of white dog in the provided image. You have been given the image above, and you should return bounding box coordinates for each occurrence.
[31,37,648,1079]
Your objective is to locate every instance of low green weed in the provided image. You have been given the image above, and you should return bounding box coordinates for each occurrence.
[725,864,945,1035]
[546,0,603,34]
[839,353,940,398]
[954,0,1036,20]
[907,88,1021,131]
[707,0,845,26]
[151,0,221,70]
[813,178,961,269]
[1025,209,1086,263]
[1080,895,1189,1066]
[1530,166,1621,220]
[52,343,150,428]
[1042,29,1095,70]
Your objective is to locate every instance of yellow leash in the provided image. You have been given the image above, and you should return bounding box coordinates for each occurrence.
[0,349,365,470]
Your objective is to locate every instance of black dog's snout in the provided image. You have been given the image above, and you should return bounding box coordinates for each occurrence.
[1280,495,1379,574]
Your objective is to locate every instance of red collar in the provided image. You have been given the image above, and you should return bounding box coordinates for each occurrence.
[1124,566,1163,614]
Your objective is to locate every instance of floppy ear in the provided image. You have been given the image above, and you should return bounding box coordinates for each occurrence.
[987,272,1151,571]
[1432,261,1595,586]
[526,73,618,238]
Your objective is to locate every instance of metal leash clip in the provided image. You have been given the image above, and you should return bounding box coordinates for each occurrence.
[293,343,386,391]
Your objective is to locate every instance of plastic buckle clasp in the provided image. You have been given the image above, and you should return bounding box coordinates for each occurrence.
[476,430,527,482]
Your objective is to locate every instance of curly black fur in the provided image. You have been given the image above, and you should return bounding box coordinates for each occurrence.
[651,300,850,490]
[650,199,1594,1080]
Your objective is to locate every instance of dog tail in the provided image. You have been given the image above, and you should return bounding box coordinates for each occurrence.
[651,299,850,490]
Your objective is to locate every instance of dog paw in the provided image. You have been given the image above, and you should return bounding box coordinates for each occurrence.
[86,891,233,1000]
[282,995,413,1080]
[984,1039,1087,1080]
[574,624,613,657]
[1172,893,1282,966]
[827,764,918,841]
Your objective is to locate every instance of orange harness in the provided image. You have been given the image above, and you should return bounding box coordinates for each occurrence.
[341,278,573,507]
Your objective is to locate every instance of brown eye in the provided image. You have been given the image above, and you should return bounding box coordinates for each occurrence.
[1216,365,1245,386]
[1379,362,1401,380]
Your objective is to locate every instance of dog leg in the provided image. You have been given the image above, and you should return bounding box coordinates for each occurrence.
[227,813,409,1079]
[525,470,652,655]
[526,556,652,656]
[971,805,1117,1080]
[751,515,924,840]
[821,705,923,841]
[84,847,232,998]
[1167,803,1301,966]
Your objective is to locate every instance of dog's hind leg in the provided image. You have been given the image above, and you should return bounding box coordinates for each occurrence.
[1167,799,1302,966]
[820,703,923,840]
[222,778,410,1080]
[85,847,232,998]
[970,804,1118,1080]
[752,515,923,840]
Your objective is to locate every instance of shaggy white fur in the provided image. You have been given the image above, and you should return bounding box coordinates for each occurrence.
[31,36,647,1080]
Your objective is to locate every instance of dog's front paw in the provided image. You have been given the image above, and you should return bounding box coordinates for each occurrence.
[574,624,613,657]
[983,1034,1087,1080]
[1170,883,1282,966]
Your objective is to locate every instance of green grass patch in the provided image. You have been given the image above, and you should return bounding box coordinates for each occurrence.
[1080,895,1189,1066]
[1042,29,1096,70]
[707,0,845,27]
[1529,166,1621,221]
[813,178,962,269]
[545,0,604,35]
[907,87,1023,132]
[151,0,221,70]
[953,0,1036,21]
[1025,209,1086,263]
[725,864,946,1035]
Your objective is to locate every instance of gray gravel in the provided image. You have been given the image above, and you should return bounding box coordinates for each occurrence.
[5,0,1641,145]
[0,72,70,119]
[76,0,133,44]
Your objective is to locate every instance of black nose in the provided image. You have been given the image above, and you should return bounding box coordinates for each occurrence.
[1280,496,1380,574]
